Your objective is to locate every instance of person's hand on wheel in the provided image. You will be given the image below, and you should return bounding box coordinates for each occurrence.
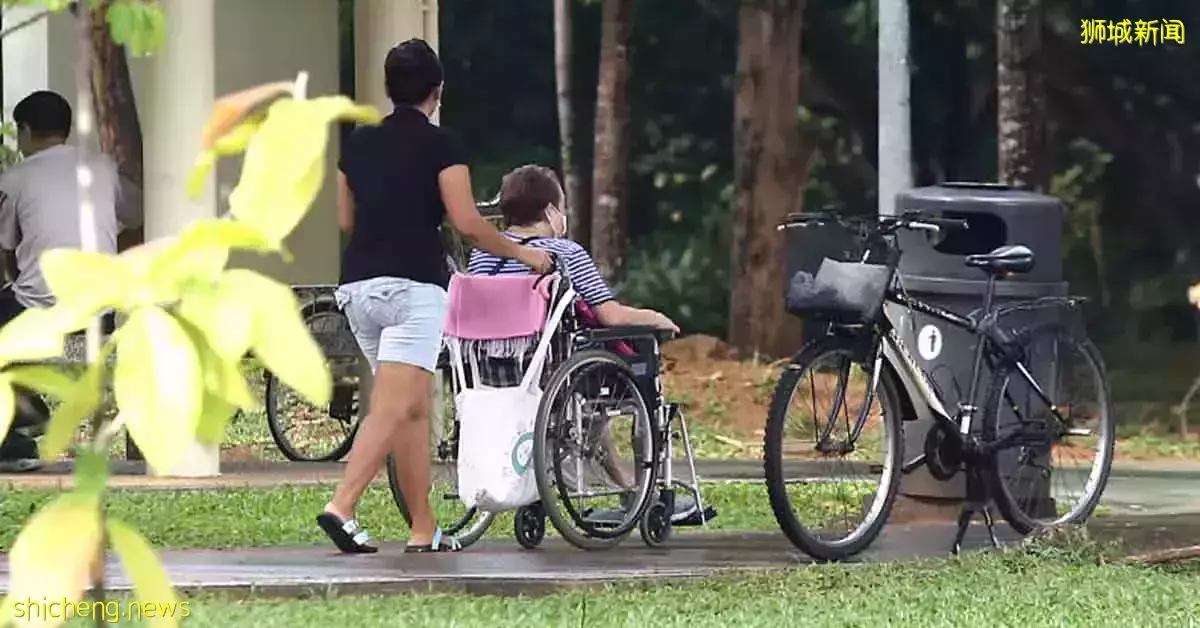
[518,247,554,274]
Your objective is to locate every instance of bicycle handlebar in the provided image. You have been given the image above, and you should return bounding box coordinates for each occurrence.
[776,210,969,236]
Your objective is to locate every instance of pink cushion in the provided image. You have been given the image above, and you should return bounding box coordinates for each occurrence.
[444,273,552,340]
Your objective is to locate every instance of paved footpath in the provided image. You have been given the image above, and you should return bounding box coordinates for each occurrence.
[1,514,1195,597]
[1,460,1199,597]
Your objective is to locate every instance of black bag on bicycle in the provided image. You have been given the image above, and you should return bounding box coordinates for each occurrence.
[785,258,894,323]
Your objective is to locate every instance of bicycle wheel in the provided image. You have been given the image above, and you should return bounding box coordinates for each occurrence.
[533,349,658,551]
[266,300,360,462]
[387,362,494,549]
[983,323,1114,534]
[764,333,903,562]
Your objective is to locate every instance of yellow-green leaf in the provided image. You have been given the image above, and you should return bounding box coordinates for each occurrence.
[187,150,217,199]
[176,288,253,362]
[173,317,254,446]
[40,249,131,310]
[39,361,104,461]
[107,518,180,628]
[6,364,75,399]
[178,218,273,254]
[0,306,92,364]
[0,492,103,628]
[113,307,203,473]
[0,376,14,452]
[187,115,267,199]
[228,96,382,247]
[221,270,330,406]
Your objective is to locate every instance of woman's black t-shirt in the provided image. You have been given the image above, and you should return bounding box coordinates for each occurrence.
[338,107,466,289]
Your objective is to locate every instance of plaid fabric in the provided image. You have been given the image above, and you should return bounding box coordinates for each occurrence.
[472,328,573,388]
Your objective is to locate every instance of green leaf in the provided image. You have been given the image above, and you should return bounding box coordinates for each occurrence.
[40,249,131,311]
[107,518,180,628]
[113,307,204,474]
[228,96,382,247]
[177,218,273,255]
[105,0,135,45]
[74,449,110,496]
[39,360,104,461]
[0,492,103,628]
[6,363,76,399]
[220,270,330,407]
[176,286,253,362]
[0,376,14,451]
[173,316,256,447]
[0,306,91,365]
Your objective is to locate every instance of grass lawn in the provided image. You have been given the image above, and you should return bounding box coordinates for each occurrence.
[0,482,780,551]
[59,552,1200,627]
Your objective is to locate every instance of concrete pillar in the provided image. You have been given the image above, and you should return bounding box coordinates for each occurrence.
[354,0,439,114]
[352,0,440,432]
[141,0,220,477]
[1,6,50,123]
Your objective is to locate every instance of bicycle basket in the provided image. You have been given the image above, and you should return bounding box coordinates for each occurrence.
[785,258,894,323]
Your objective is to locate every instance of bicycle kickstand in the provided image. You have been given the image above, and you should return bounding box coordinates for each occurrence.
[950,465,1002,555]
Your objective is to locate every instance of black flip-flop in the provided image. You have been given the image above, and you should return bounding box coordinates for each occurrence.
[405,527,462,553]
[316,512,378,554]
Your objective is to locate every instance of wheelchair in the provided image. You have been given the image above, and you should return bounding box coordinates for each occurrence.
[386,268,717,551]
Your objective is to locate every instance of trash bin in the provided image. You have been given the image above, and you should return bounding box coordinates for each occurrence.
[892,182,1066,516]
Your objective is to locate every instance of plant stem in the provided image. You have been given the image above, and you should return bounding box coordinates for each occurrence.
[74,6,107,625]
[0,9,49,40]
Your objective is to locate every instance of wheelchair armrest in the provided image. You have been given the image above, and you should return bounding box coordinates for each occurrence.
[579,326,675,344]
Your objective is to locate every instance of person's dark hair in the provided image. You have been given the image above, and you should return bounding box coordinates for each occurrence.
[384,39,444,106]
[13,91,72,139]
[499,165,564,227]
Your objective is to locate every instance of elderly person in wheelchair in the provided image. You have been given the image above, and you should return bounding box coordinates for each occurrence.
[466,164,709,526]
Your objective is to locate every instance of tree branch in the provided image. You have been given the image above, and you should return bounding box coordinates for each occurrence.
[0,9,49,40]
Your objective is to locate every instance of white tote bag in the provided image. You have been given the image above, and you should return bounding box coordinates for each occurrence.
[453,288,575,512]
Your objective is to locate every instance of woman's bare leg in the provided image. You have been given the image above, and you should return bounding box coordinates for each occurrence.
[328,362,436,544]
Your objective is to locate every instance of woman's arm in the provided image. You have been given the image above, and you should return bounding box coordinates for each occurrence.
[440,165,551,272]
[337,171,354,235]
[593,301,679,332]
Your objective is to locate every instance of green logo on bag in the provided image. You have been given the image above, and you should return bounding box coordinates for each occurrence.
[511,433,534,475]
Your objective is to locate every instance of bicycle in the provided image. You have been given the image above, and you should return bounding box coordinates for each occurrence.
[264,200,504,462]
[764,210,1114,561]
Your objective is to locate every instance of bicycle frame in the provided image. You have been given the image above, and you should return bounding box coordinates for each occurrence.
[872,276,1069,443]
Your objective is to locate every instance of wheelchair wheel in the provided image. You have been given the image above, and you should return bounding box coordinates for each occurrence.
[533,349,658,551]
[514,503,547,549]
[639,500,672,548]
[266,300,360,462]
[387,362,494,549]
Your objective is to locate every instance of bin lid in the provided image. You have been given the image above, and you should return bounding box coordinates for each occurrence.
[897,182,1065,216]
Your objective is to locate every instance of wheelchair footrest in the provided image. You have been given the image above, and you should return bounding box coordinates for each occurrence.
[673,505,718,527]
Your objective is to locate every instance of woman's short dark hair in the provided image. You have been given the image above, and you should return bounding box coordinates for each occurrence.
[384,39,444,106]
[499,165,564,227]
[13,91,72,139]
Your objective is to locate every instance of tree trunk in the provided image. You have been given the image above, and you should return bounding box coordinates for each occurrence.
[589,0,633,283]
[89,0,145,463]
[89,0,144,253]
[555,0,588,246]
[996,0,1047,191]
[728,0,807,359]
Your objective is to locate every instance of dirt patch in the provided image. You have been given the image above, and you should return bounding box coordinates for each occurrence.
[661,335,785,451]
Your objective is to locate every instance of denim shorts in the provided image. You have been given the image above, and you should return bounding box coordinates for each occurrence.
[335,277,448,374]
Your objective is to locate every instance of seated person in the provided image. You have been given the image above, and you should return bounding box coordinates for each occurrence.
[467,164,677,333]
[468,165,703,523]
[0,91,141,471]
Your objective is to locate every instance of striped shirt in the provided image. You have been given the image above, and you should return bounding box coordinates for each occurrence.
[467,233,614,306]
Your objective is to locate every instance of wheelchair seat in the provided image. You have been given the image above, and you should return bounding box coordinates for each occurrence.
[964,245,1035,275]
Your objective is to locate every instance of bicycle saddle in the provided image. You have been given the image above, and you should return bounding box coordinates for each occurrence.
[964,245,1035,275]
